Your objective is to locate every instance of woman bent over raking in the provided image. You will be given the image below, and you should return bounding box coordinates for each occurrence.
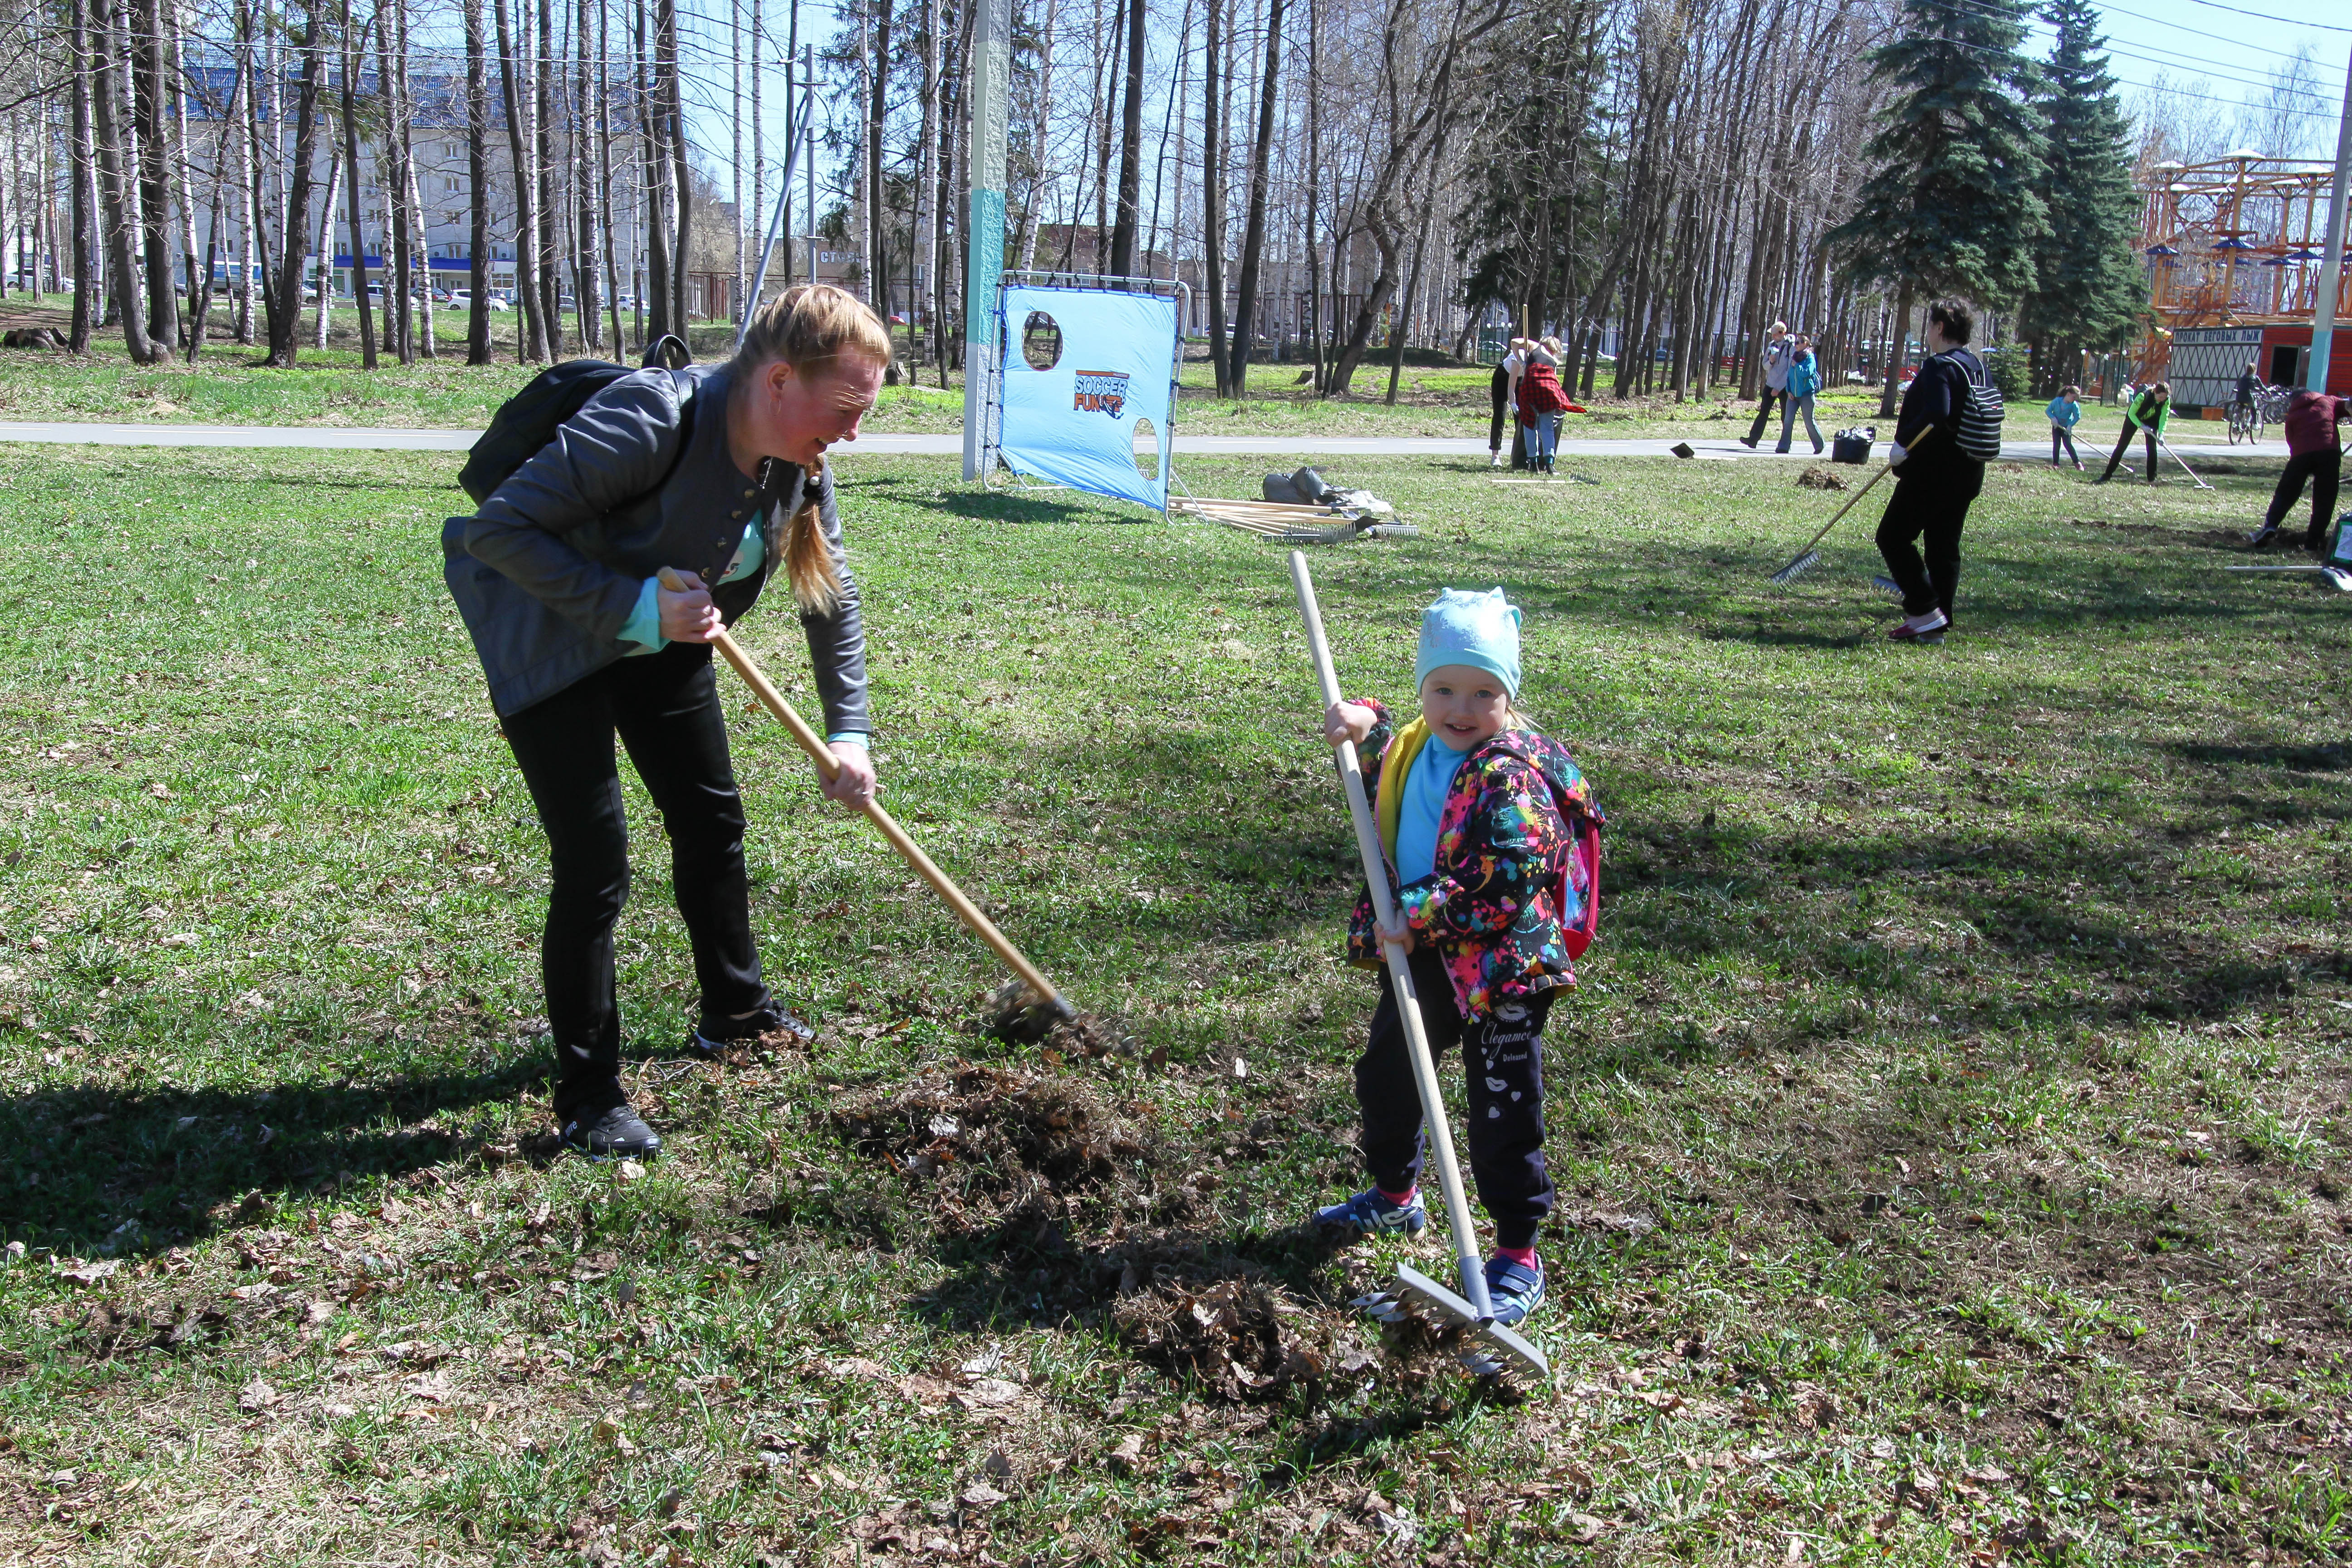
[443,285,891,1160]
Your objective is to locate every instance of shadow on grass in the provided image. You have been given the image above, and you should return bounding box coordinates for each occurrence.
[929,489,1156,526]
[899,1208,1352,1333]
[3,1058,547,1255]
[2170,740,2352,772]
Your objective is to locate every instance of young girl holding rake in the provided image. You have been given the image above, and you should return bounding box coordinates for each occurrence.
[1311,588,1602,1327]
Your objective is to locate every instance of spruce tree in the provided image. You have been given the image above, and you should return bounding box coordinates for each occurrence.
[1827,0,2049,415]
[2018,0,2144,396]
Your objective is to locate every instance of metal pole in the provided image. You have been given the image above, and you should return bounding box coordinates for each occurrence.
[2309,42,2352,394]
[960,0,1010,480]
[735,78,813,344]
[804,46,817,293]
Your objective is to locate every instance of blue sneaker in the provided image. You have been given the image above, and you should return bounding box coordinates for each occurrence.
[1313,1187,1428,1237]
[1483,1254,1545,1327]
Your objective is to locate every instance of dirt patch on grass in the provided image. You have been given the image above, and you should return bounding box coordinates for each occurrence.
[832,1062,1157,1203]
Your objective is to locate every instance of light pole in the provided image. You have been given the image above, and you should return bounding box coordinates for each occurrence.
[2310,42,2352,394]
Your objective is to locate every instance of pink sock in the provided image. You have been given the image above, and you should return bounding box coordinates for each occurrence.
[1377,1186,1418,1208]
[1494,1244,1538,1270]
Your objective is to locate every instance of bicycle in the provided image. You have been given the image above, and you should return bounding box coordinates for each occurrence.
[2228,397,2260,444]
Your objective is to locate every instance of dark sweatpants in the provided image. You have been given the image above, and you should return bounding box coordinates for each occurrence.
[1356,947,1554,1250]
[1876,453,1986,622]
[2263,446,2342,548]
[1746,386,1786,445]
[2100,423,2158,482]
[1488,365,1509,455]
[502,641,769,1118]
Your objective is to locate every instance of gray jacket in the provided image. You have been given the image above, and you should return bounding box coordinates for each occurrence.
[441,362,869,730]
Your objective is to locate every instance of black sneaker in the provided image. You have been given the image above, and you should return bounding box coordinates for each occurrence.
[560,1102,662,1160]
[688,996,816,1057]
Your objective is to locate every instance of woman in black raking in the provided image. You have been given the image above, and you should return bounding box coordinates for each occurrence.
[443,285,892,1160]
[1876,300,1991,645]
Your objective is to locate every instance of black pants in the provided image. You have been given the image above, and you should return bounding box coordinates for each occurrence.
[1876,456,1985,621]
[2100,424,2157,482]
[1747,386,1786,444]
[1488,366,1509,454]
[2050,426,2078,464]
[2263,446,2342,547]
[502,642,767,1116]
[1355,948,1554,1250]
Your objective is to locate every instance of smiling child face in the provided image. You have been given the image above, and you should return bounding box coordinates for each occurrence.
[1419,664,1509,750]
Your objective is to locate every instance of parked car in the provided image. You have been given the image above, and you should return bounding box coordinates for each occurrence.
[445,289,472,310]
[485,292,513,311]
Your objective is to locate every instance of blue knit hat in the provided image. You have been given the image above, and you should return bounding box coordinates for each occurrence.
[1415,587,1522,696]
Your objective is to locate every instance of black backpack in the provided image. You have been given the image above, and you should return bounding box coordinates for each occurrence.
[457,335,692,505]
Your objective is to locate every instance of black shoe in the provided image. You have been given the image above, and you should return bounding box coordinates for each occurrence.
[688,996,816,1057]
[560,1101,662,1160]
[2092,475,2110,485]
[1738,435,1759,449]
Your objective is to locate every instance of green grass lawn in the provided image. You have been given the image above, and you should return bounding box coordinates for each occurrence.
[2,446,2349,1565]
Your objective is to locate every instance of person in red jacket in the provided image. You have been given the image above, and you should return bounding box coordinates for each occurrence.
[1514,337,1571,475]
[2249,388,2349,552]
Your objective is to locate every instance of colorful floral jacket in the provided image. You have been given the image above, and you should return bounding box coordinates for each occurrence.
[1344,698,1602,1017]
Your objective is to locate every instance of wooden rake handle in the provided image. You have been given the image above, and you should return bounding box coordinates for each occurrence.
[657,568,1066,1011]
[1787,423,1939,562]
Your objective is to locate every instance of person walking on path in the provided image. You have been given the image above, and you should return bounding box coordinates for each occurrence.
[1515,336,1571,475]
[1776,333,1826,455]
[1312,588,1602,1331]
[2096,382,2171,484]
[1740,321,1795,448]
[2247,387,2349,552]
[2046,385,2085,469]
[442,284,892,1161]
[1877,301,1991,645]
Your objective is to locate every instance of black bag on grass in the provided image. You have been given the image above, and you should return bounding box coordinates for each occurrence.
[457,334,692,505]
[1830,425,1875,464]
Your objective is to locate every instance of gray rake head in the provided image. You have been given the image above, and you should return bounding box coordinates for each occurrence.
[1768,548,1824,587]
[1352,1263,1549,1382]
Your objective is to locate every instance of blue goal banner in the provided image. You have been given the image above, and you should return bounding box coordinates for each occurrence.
[998,284,1176,510]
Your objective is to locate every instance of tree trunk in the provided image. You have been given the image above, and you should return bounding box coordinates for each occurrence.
[1303,0,1321,393]
[263,1,326,365]
[865,0,893,320]
[574,0,601,350]
[496,0,548,358]
[90,0,159,360]
[337,0,375,367]
[662,0,687,333]
[169,0,203,337]
[1106,0,1145,275]
[538,0,563,351]
[1385,113,1447,406]
[598,0,622,352]
[67,0,95,353]
[1877,283,1911,419]
[1221,0,1280,395]
[374,7,412,363]
[132,0,178,348]
[465,0,493,362]
[1201,0,1226,394]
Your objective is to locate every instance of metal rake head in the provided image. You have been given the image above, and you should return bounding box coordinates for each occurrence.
[1352,1264,1550,1383]
[1768,548,1824,587]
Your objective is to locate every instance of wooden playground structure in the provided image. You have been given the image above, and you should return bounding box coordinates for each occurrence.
[2135,152,2352,407]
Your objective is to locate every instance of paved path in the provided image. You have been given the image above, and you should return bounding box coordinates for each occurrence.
[0,419,2293,465]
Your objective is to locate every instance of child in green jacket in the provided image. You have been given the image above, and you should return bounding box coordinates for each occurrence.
[2096,383,2169,485]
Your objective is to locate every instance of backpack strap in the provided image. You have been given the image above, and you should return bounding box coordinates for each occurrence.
[1560,819,1601,960]
[642,333,692,371]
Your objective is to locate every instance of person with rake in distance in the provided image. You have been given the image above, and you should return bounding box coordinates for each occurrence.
[1313,589,1602,1329]
[2246,386,2348,553]
[2095,381,2171,485]
[1877,301,1990,645]
[444,285,891,1160]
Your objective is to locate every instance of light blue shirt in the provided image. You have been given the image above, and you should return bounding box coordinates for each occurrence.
[1396,731,1472,883]
[616,521,866,749]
